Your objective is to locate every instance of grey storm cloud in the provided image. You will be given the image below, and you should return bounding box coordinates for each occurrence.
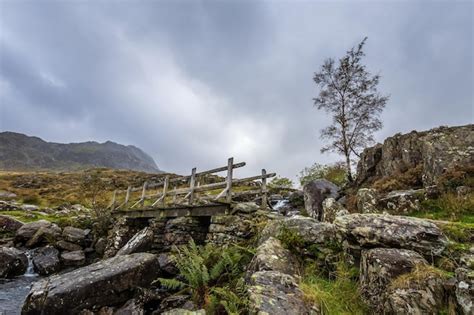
[0,0,472,181]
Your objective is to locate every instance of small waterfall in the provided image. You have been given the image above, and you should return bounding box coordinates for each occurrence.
[272,199,289,214]
[24,250,38,277]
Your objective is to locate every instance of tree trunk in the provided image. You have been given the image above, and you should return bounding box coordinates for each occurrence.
[345,152,353,182]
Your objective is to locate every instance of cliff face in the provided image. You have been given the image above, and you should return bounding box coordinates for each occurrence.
[355,124,474,187]
[0,132,161,173]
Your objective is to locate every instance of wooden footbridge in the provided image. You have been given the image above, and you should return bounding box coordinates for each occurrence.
[109,158,275,218]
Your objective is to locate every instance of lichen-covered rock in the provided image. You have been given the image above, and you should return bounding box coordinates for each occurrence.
[104,217,144,258]
[247,271,313,315]
[303,179,339,220]
[15,220,60,244]
[233,202,259,214]
[356,188,378,213]
[360,248,428,312]
[455,268,473,315]
[22,253,159,315]
[206,214,256,245]
[0,214,23,232]
[32,246,60,275]
[114,299,144,315]
[378,189,425,214]
[0,247,27,278]
[260,215,338,250]
[321,198,346,223]
[355,124,474,187]
[383,265,447,314]
[247,237,299,276]
[116,227,154,256]
[334,214,448,257]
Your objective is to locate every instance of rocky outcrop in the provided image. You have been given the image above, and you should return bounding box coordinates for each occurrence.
[303,179,339,220]
[32,246,60,275]
[360,248,428,312]
[0,247,27,278]
[355,124,474,187]
[116,227,154,256]
[22,253,160,314]
[334,214,448,258]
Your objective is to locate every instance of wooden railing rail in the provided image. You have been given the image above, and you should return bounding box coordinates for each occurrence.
[108,157,275,210]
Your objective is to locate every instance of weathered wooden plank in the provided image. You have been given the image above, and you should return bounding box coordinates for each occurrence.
[261,169,268,207]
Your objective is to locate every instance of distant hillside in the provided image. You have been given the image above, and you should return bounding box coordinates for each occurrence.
[0,132,161,173]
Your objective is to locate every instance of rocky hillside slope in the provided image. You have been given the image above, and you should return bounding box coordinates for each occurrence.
[0,132,160,173]
[355,124,473,189]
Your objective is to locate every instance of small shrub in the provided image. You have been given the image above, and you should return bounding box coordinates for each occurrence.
[437,165,474,192]
[372,165,423,193]
[268,176,294,189]
[22,194,41,205]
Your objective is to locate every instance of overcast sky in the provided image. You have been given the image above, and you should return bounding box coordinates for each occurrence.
[0,0,472,180]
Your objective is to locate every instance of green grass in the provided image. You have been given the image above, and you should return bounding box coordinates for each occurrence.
[407,192,474,223]
[300,259,368,315]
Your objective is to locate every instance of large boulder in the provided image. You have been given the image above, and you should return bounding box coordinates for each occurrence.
[116,227,154,256]
[360,248,428,312]
[303,179,339,220]
[32,246,60,275]
[15,220,60,244]
[22,253,160,314]
[260,215,337,250]
[0,214,23,233]
[247,271,314,314]
[247,237,299,276]
[334,213,448,258]
[0,247,27,278]
[355,124,474,187]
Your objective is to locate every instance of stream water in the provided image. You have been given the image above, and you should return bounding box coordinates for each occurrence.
[0,251,39,315]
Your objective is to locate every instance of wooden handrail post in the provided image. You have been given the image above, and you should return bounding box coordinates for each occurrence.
[141,181,148,206]
[261,169,267,208]
[226,157,233,203]
[111,190,117,210]
[125,186,131,207]
[162,175,169,206]
[189,168,196,205]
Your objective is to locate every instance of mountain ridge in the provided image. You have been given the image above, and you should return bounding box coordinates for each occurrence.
[0,131,161,173]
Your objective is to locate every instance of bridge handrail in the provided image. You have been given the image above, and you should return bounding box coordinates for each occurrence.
[108,157,275,210]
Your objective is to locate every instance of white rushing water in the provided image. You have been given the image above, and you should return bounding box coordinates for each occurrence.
[0,250,39,314]
[24,250,38,277]
[272,199,289,214]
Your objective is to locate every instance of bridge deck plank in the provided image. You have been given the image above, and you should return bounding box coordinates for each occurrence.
[115,203,231,218]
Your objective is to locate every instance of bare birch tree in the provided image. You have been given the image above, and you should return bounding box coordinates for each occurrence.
[313,37,389,182]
